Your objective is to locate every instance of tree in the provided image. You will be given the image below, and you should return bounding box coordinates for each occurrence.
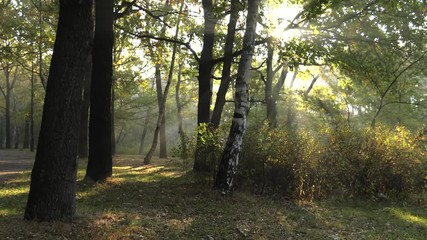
[86,0,114,182]
[262,40,288,129]
[210,0,241,129]
[24,0,93,221]
[215,0,259,194]
[193,0,217,172]
[145,0,185,164]
[78,54,92,158]
[314,0,427,129]
[0,64,18,149]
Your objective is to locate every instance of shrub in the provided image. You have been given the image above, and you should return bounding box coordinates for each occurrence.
[239,123,426,201]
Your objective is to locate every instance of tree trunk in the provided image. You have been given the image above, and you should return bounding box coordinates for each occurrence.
[144,1,183,164]
[215,0,259,194]
[0,116,3,149]
[37,0,47,90]
[111,80,116,155]
[138,107,152,155]
[176,62,188,159]
[286,69,298,128]
[78,54,92,158]
[30,61,35,152]
[86,0,114,182]
[194,0,217,172]
[5,84,11,149]
[14,125,19,149]
[265,41,276,128]
[1,65,17,149]
[154,64,168,158]
[23,114,30,149]
[24,0,93,221]
[210,0,240,128]
[159,115,167,158]
[264,41,288,129]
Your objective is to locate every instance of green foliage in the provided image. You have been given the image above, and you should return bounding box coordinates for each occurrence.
[170,131,193,171]
[195,124,224,172]
[240,123,426,201]
[171,124,225,174]
[278,38,326,69]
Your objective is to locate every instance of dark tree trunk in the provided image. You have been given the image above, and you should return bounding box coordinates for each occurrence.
[159,115,167,158]
[14,125,19,149]
[0,116,3,149]
[23,115,30,149]
[138,107,151,155]
[24,0,93,221]
[215,0,259,194]
[264,41,288,129]
[38,0,47,90]
[86,0,114,182]
[194,0,217,172]
[5,85,11,149]
[154,63,168,159]
[30,62,35,152]
[211,0,240,129]
[111,81,116,155]
[78,54,92,158]
[1,65,17,149]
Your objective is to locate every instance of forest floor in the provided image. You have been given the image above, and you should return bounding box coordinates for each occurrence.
[0,153,426,239]
[0,149,34,182]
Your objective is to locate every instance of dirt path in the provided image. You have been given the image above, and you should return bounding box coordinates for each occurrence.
[0,150,35,182]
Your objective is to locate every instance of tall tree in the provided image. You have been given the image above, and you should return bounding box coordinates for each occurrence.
[194,0,217,172]
[175,62,188,159]
[144,0,184,164]
[215,0,259,194]
[210,0,241,128]
[263,40,288,129]
[0,64,18,149]
[24,0,93,221]
[86,0,114,182]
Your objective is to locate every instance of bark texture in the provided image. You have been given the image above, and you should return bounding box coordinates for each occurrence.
[86,0,114,181]
[24,0,93,221]
[215,0,259,193]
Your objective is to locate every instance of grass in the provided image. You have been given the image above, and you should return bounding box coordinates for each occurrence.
[0,155,426,239]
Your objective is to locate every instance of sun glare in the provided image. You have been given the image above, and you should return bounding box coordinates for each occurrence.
[269,3,302,41]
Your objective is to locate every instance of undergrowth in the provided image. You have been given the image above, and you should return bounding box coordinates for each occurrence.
[0,154,426,239]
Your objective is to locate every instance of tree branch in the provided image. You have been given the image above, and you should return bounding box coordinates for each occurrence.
[115,24,200,62]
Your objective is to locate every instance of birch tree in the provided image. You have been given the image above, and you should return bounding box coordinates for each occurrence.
[214,0,259,194]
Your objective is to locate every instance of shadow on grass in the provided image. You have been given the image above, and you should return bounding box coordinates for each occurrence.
[1,158,426,239]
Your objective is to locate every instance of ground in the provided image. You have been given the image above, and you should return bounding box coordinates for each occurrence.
[0,149,34,182]
[0,150,426,239]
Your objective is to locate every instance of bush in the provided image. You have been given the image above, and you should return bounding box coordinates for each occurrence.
[171,124,224,176]
[239,123,426,201]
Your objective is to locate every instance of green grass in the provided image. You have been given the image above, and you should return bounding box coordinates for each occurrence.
[0,155,426,239]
